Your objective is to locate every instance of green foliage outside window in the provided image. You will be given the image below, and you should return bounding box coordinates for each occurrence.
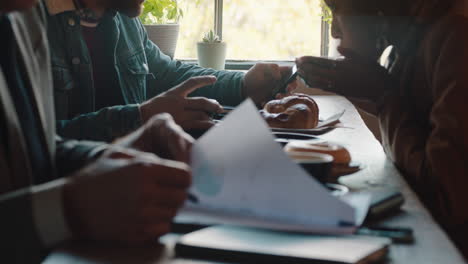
[140,0,184,25]
[319,0,332,23]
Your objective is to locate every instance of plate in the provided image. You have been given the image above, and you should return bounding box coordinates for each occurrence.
[273,132,319,140]
[326,183,350,196]
[330,161,363,180]
[270,110,346,135]
[272,132,323,146]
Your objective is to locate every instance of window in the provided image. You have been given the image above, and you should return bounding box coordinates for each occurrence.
[175,0,328,65]
[175,0,215,60]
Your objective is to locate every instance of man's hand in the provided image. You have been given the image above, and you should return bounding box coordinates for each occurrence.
[296,47,392,101]
[116,113,194,164]
[140,76,223,130]
[63,147,191,244]
[243,63,297,107]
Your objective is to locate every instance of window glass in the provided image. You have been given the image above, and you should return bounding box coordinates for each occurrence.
[175,0,323,60]
[175,0,215,59]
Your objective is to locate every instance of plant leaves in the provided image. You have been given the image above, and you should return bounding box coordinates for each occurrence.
[140,0,183,24]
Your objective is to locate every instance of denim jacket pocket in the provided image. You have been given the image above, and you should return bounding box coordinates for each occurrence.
[118,51,154,103]
[52,64,74,120]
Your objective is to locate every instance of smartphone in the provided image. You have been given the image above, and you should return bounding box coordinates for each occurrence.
[366,188,405,221]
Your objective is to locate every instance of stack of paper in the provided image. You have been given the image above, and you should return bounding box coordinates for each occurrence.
[179,99,369,235]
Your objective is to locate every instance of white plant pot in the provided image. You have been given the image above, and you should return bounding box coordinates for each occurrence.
[145,24,180,58]
[197,42,227,70]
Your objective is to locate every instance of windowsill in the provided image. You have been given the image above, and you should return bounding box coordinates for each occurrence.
[178,59,295,71]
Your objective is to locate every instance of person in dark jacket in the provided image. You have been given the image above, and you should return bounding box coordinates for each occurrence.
[0,1,196,262]
[296,0,468,258]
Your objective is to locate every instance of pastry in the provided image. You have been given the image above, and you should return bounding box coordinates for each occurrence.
[284,141,351,165]
[260,94,319,129]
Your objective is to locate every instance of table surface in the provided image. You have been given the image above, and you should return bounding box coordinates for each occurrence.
[44,95,466,264]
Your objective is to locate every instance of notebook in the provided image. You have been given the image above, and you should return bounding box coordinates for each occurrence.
[175,225,391,264]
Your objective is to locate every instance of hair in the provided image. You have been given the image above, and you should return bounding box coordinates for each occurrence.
[410,0,456,22]
[349,0,456,22]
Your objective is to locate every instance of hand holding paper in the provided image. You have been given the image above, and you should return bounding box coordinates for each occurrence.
[181,99,369,234]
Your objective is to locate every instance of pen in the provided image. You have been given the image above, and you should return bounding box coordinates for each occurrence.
[210,106,234,120]
[272,65,299,97]
[356,226,414,244]
[188,192,199,203]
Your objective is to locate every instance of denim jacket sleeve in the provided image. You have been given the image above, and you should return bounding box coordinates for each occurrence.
[55,136,108,177]
[53,16,245,143]
[139,21,246,106]
[56,104,142,142]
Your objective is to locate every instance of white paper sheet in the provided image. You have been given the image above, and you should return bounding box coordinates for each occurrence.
[182,99,369,234]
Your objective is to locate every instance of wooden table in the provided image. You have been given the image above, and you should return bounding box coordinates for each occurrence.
[43,96,466,264]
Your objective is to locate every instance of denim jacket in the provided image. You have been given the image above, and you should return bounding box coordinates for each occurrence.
[44,0,245,142]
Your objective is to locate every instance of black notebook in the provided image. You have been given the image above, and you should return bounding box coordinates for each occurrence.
[175,225,390,264]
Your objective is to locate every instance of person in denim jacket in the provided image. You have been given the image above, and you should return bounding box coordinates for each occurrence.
[44,0,292,142]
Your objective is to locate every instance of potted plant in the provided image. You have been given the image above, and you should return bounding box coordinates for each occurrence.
[197,30,227,70]
[140,0,183,58]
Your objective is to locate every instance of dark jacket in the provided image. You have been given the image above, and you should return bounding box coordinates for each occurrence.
[0,4,106,263]
[379,14,468,257]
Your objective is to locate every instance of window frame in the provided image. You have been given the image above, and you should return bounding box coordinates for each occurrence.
[180,0,330,70]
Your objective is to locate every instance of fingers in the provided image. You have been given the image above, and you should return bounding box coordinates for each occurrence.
[142,223,172,240]
[167,128,193,164]
[140,113,194,162]
[181,120,216,131]
[104,146,142,160]
[296,56,337,68]
[296,57,336,78]
[296,56,343,91]
[146,161,192,188]
[132,217,173,243]
[279,65,293,79]
[144,188,189,208]
[275,93,287,100]
[254,63,282,80]
[270,64,282,80]
[297,67,335,90]
[298,62,336,78]
[168,76,217,97]
[67,149,193,244]
[337,46,360,59]
[142,207,179,223]
[177,110,210,122]
[127,153,192,189]
[286,83,297,93]
[337,47,377,68]
[127,217,173,243]
[184,97,223,113]
[243,63,285,106]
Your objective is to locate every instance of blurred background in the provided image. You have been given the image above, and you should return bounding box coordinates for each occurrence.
[175,0,324,60]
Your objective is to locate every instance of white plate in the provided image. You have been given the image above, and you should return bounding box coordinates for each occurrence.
[270,110,346,135]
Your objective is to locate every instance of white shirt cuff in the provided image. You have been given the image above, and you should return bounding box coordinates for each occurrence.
[31,178,72,247]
